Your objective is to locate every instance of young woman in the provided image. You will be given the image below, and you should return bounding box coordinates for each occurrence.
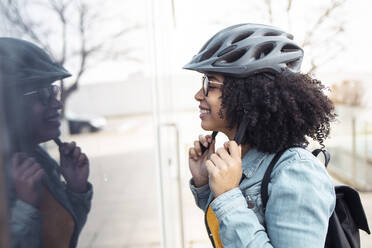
[0,37,92,248]
[184,23,336,247]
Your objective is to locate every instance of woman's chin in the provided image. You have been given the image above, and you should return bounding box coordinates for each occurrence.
[38,129,61,144]
[201,121,214,131]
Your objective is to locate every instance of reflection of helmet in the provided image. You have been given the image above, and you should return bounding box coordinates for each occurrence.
[183,23,303,77]
[0,37,71,89]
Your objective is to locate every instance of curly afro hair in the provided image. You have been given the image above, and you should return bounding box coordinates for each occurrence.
[220,71,336,153]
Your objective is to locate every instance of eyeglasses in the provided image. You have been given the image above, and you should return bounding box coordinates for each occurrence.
[202,75,223,96]
[23,85,61,105]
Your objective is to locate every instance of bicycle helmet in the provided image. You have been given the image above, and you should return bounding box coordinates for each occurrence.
[183,23,303,77]
[0,37,71,90]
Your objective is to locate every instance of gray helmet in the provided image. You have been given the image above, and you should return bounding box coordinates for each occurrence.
[183,23,303,77]
[0,37,71,89]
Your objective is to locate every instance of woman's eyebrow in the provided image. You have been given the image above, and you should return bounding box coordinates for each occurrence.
[206,75,221,82]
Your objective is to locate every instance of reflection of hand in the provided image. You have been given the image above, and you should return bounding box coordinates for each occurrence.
[206,141,242,197]
[59,141,90,193]
[189,134,215,187]
[10,153,45,207]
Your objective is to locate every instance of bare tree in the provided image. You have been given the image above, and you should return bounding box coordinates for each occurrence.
[267,0,348,74]
[264,0,274,24]
[299,0,346,73]
[0,0,142,116]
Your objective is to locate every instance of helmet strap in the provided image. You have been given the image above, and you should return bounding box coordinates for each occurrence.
[234,114,249,145]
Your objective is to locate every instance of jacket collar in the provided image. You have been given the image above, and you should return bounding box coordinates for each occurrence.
[241,148,268,179]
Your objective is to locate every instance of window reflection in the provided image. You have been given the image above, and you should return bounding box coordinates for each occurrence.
[0,38,93,248]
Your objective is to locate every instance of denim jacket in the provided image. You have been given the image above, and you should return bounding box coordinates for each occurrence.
[190,147,335,248]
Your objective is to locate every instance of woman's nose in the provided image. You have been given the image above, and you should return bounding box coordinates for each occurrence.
[49,96,63,109]
[194,88,205,102]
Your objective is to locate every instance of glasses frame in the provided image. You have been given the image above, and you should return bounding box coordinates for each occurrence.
[23,84,61,105]
[202,75,223,96]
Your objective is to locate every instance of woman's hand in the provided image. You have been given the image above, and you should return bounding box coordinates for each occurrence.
[10,153,45,207]
[59,141,90,193]
[206,141,242,197]
[189,134,215,187]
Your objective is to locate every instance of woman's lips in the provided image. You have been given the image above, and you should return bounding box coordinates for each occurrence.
[46,115,61,124]
[199,108,211,118]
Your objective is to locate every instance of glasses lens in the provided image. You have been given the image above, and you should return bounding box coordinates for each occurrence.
[38,85,60,105]
[39,88,51,105]
[202,76,209,96]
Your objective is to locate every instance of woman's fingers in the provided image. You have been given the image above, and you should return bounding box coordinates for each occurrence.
[229,141,241,159]
[61,141,76,155]
[77,153,86,166]
[189,135,214,157]
[17,157,36,176]
[209,153,226,170]
[194,140,202,156]
[72,146,81,159]
[11,153,22,168]
[190,135,216,162]
[199,135,209,148]
[224,141,241,159]
[32,168,45,184]
[205,159,217,176]
[216,147,235,165]
[22,162,41,179]
[224,141,229,150]
[189,148,198,160]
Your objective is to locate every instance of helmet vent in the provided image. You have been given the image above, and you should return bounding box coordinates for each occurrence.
[232,31,254,44]
[263,31,280,36]
[200,42,222,61]
[217,45,237,57]
[286,59,301,70]
[217,48,247,64]
[281,44,299,53]
[198,35,216,53]
[254,43,274,60]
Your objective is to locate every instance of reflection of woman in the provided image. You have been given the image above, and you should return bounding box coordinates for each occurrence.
[184,24,336,247]
[0,38,92,248]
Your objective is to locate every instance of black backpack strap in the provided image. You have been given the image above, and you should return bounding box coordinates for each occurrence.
[261,149,286,214]
[312,148,330,167]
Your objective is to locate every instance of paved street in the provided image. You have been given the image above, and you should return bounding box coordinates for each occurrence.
[51,114,372,248]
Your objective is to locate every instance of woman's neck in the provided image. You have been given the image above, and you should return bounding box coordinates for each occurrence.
[19,141,39,154]
[240,144,251,158]
[223,128,250,158]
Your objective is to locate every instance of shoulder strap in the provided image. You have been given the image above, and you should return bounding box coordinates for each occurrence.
[312,148,330,167]
[261,149,286,214]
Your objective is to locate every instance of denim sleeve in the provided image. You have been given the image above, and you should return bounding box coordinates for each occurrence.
[9,200,43,248]
[189,178,211,211]
[210,158,335,248]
